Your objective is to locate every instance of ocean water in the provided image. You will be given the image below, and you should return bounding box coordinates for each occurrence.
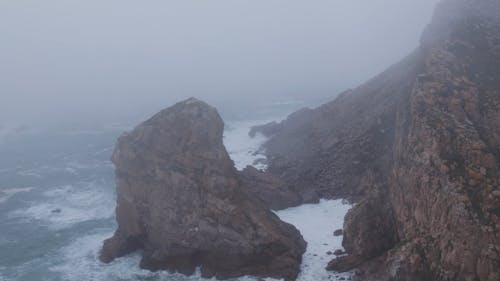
[0,116,351,281]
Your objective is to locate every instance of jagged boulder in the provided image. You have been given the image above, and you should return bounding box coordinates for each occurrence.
[240,166,318,210]
[100,98,306,281]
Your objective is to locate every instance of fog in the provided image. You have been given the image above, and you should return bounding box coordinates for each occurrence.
[0,0,439,127]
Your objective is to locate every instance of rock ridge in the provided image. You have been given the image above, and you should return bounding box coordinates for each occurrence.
[249,0,500,280]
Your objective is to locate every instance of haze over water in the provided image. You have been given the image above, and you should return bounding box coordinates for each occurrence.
[0,1,441,280]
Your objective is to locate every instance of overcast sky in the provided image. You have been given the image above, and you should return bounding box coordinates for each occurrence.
[0,0,439,126]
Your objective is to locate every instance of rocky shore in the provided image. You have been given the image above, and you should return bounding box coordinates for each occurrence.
[100,98,306,281]
[251,0,500,280]
[101,0,499,280]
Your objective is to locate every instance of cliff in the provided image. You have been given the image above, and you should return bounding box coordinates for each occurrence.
[100,98,306,281]
[253,0,500,280]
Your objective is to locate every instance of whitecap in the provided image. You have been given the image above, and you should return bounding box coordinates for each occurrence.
[0,267,8,281]
[16,170,43,178]
[0,187,35,204]
[51,231,279,281]
[224,119,275,171]
[58,130,105,136]
[64,167,78,175]
[276,199,353,281]
[50,199,351,281]
[65,160,93,170]
[265,100,305,107]
[8,183,114,230]
[0,168,13,174]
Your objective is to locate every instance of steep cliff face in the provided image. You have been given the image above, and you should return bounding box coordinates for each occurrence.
[382,1,500,279]
[100,98,306,281]
[255,0,499,280]
[254,51,424,205]
[239,166,307,210]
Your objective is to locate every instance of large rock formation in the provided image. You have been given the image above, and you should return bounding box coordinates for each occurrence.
[100,98,306,281]
[252,0,500,280]
[252,50,423,205]
[240,166,318,210]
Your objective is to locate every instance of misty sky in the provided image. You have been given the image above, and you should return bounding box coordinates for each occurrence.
[0,0,439,126]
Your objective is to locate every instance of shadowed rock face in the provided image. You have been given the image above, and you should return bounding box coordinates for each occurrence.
[100,98,306,281]
[251,0,499,280]
[251,49,424,206]
[240,166,319,210]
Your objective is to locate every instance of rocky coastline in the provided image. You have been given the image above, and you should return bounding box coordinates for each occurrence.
[101,0,499,280]
[251,0,500,280]
[100,98,306,281]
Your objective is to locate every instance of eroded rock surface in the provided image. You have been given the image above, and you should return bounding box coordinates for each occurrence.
[258,52,422,204]
[254,0,500,280]
[240,166,303,210]
[100,98,306,281]
[240,166,319,210]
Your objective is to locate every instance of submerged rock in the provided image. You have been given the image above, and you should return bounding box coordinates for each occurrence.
[100,98,306,281]
[333,249,345,256]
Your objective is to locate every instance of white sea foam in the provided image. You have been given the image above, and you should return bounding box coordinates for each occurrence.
[13,159,111,180]
[93,146,114,156]
[276,199,353,281]
[16,164,86,178]
[65,160,97,170]
[266,100,305,107]
[8,183,114,230]
[51,231,278,281]
[49,200,351,281]
[0,267,7,281]
[3,118,352,281]
[0,168,13,174]
[0,187,34,204]
[16,170,43,178]
[223,116,351,281]
[224,120,273,171]
[58,130,105,136]
[0,123,38,144]
[63,167,78,175]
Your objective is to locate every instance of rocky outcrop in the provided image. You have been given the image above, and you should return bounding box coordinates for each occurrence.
[327,191,397,273]
[259,52,422,203]
[248,108,314,139]
[379,1,500,279]
[255,0,500,280]
[100,98,306,281]
[240,166,302,210]
[248,121,283,138]
[240,166,318,210]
